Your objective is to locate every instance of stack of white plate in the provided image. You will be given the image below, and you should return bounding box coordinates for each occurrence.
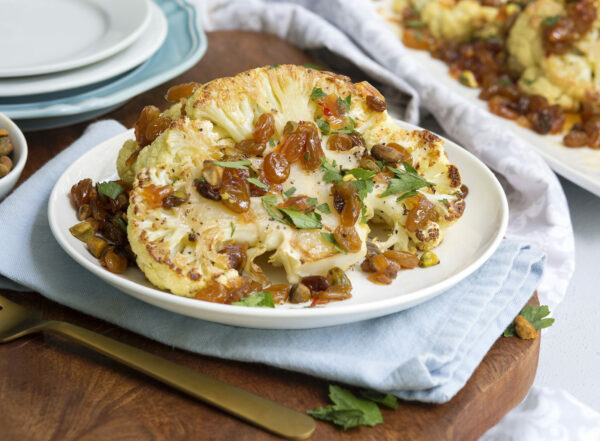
[0,0,207,131]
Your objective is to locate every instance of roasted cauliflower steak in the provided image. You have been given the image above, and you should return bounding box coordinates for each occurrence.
[120,65,466,301]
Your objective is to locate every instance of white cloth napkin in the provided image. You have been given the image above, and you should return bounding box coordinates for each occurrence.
[201,0,575,310]
[481,387,600,441]
[0,120,544,404]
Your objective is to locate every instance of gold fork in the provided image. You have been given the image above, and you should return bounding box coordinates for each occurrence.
[0,293,315,439]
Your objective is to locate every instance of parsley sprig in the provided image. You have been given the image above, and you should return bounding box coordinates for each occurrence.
[381,162,435,198]
[319,159,376,203]
[307,385,385,430]
[504,305,554,337]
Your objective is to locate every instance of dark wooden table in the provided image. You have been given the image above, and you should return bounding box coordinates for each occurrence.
[1,31,540,441]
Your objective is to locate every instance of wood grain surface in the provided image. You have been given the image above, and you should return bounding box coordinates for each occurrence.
[1,31,540,441]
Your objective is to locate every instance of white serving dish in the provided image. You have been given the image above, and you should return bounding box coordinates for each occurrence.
[48,122,508,329]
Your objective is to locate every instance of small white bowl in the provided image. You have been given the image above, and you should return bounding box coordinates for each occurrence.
[0,113,28,200]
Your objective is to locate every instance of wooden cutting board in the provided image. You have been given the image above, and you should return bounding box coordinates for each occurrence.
[1,31,540,441]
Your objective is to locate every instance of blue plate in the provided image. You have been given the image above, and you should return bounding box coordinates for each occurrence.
[1,0,206,130]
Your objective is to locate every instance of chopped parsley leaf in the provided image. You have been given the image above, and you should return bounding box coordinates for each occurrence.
[279,206,322,229]
[360,205,367,223]
[230,221,236,238]
[311,87,327,100]
[315,118,331,135]
[232,292,275,308]
[345,168,376,201]
[320,232,347,254]
[351,179,374,201]
[542,15,559,26]
[247,177,268,189]
[397,190,418,202]
[320,158,343,183]
[98,181,124,200]
[211,160,252,169]
[342,95,351,112]
[283,186,297,198]
[332,117,356,135]
[261,196,287,225]
[316,203,331,214]
[113,216,127,232]
[345,168,377,180]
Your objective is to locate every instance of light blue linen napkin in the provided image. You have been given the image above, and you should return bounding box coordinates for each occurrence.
[0,121,545,403]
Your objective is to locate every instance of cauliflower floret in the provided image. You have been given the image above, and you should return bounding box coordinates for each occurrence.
[508,0,600,110]
[421,0,500,41]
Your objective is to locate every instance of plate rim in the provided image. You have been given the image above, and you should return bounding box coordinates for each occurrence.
[0,0,152,78]
[48,121,508,328]
[0,1,166,97]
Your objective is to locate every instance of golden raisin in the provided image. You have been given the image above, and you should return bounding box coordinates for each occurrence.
[235,139,266,155]
[166,82,201,101]
[266,284,291,304]
[263,151,290,184]
[252,113,275,144]
[333,225,362,253]
[134,105,171,147]
[220,168,251,213]
[366,95,387,112]
[383,250,420,269]
[302,127,324,171]
[405,195,438,232]
[334,182,361,226]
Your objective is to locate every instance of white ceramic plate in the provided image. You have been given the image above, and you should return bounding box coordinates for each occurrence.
[48,122,508,329]
[0,0,151,78]
[0,1,167,97]
[405,49,600,197]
